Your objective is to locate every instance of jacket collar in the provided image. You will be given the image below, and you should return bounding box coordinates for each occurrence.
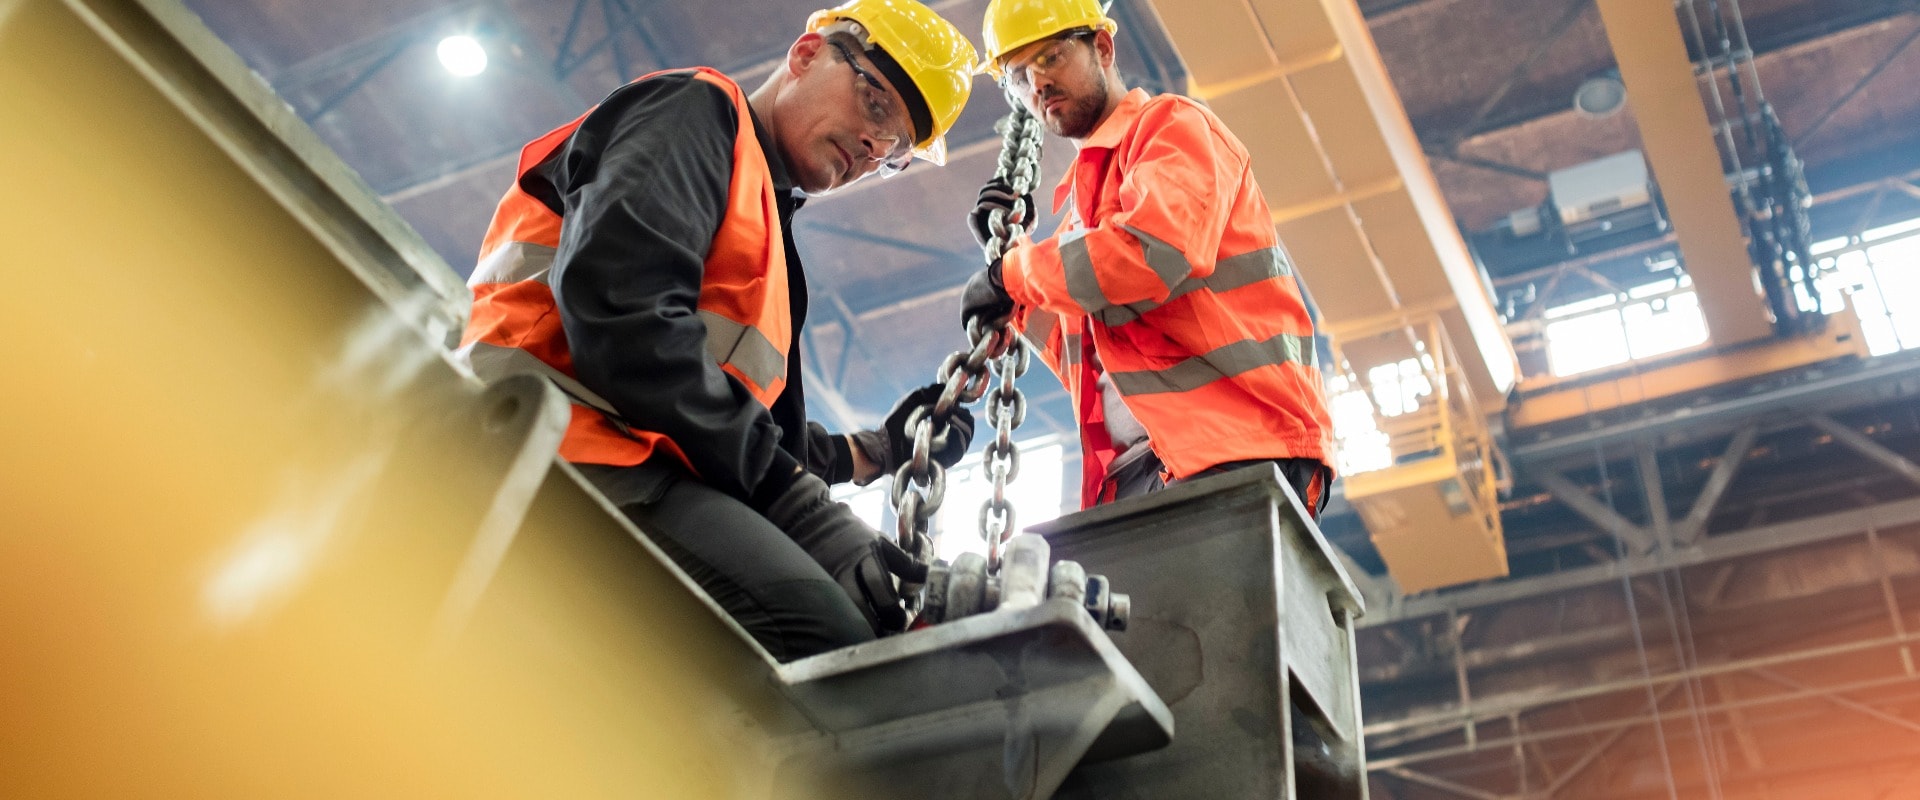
[748,103,806,212]
[1053,88,1152,213]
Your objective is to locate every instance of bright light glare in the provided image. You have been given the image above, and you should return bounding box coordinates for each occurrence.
[828,439,1068,564]
[937,442,1065,563]
[437,35,488,77]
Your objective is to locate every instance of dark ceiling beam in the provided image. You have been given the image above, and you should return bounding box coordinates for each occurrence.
[1430,2,1919,146]
[1367,489,1920,627]
[1426,148,1547,182]
[796,220,958,262]
[266,2,484,96]
[1368,670,1920,772]
[307,39,410,118]
[1437,0,1593,148]
[1795,21,1920,143]
[556,0,670,79]
[1359,0,1460,27]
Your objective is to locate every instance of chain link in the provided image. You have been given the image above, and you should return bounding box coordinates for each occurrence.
[890,92,1044,610]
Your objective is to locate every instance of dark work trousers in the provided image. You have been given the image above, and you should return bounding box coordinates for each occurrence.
[1102,451,1332,519]
[575,461,874,662]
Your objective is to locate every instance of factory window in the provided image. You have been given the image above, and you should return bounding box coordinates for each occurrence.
[1325,357,1433,476]
[1808,218,1920,355]
[1541,275,1708,377]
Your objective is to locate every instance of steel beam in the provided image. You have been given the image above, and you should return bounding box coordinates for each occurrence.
[1362,495,1920,626]
[1540,683,1684,797]
[1367,671,1920,768]
[264,2,483,96]
[1539,471,1654,553]
[796,219,957,262]
[1636,442,1673,551]
[1381,766,1503,800]
[1596,0,1772,345]
[1509,349,1920,463]
[796,356,864,432]
[1750,668,1920,736]
[307,38,408,118]
[1366,630,1920,738]
[1428,148,1549,182]
[1442,0,1592,147]
[1796,22,1920,144]
[379,148,517,206]
[1868,525,1920,676]
[1448,2,1917,149]
[1811,414,1920,489]
[1709,675,1768,772]
[1675,425,1758,545]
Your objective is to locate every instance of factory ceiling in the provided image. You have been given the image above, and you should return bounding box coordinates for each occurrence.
[180,0,1920,429]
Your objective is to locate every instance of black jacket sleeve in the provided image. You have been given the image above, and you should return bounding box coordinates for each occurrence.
[803,422,857,485]
[538,74,802,510]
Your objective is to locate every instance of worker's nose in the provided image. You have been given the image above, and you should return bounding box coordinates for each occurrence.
[1027,74,1056,109]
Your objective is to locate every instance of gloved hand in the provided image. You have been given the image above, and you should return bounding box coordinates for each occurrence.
[960,258,1016,329]
[968,179,1035,251]
[852,383,976,482]
[763,472,927,635]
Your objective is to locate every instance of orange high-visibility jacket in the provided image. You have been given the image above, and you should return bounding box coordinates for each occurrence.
[457,68,790,469]
[1002,88,1335,507]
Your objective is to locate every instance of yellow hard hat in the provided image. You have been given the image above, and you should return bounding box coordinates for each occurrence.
[808,0,978,167]
[979,0,1118,79]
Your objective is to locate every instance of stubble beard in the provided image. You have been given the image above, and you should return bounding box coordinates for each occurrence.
[1041,71,1109,139]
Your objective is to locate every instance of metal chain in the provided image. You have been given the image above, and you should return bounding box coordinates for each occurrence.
[890,93,1044,609]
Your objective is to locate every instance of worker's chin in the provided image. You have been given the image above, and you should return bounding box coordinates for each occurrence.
[796,164,848,196]
[800,170,866,197]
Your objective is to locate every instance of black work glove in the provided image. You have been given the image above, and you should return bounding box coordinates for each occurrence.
[960,258,1016,329]
[763,472,927,635]
[851,383,977,483]
[968,179,1035,251]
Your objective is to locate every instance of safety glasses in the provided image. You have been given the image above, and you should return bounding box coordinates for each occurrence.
[998,30,1097,94]
[825,40,915,177]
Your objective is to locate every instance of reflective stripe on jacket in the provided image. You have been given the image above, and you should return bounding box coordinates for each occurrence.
[457,67,790,468]
[1002,88,1335,507]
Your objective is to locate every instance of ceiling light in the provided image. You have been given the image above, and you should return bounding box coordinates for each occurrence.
[1574,74,1626,119]
[436,35,487,77]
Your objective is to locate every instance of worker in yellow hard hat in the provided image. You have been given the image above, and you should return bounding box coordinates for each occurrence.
[961,0,1338,515]
[455,0,978,660]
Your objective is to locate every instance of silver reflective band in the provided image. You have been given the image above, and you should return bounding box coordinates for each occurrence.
[1021,308,1059,347]
[468,241,557,286]
[1125,224,1192,293]
[1058,225,1194,318]
[699,310,787,389]
[1098,245,1291,326]
[1107,332,1315,396]
[457,340,622,417]
[1062,332,1083,366]
[1060,228,1107,316]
